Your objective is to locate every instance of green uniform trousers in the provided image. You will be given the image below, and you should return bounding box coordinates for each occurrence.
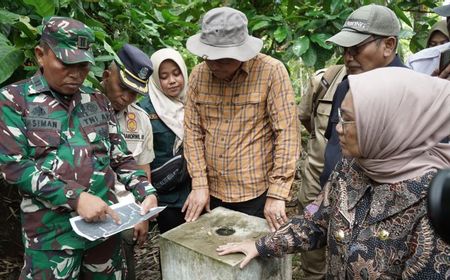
[20,235,125,280]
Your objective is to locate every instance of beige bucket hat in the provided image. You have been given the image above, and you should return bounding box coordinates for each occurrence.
[186,7,263,61]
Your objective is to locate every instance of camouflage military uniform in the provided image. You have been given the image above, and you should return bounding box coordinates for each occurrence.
[0,71,156,279]
[0,17,156,279]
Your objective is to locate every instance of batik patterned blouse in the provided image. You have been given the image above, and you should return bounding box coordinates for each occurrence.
[256,158,450,279]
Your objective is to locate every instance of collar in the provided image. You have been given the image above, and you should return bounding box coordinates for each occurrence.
[116,106,130,116]
[387,54,406,68]
[365,173,431,224]
[225,55,257,83]
[28,71,51,95]
[240,55,255,75]
[344,160,432,224]
[28,71,88,96]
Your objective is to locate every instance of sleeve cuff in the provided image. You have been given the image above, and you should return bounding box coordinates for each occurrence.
[64,182,87,210]
[267,183,290,200]
[191,176,209,189]
[255,237,273,258]
[132,182,156,203]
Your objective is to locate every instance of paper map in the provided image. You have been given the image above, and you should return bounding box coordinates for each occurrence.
[70,202,166,241]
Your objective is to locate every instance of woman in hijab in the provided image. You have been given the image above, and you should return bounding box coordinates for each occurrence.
[138,48,190,233]
[217,67,450,278]
[427,20,449,48]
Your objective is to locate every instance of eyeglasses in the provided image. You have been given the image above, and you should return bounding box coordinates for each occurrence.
[338,36,382,56]
[337,108,355,128]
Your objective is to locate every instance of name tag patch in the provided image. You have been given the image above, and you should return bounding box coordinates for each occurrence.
[25,118,62,130]
[124,133,144,140]
[79,112,109,127]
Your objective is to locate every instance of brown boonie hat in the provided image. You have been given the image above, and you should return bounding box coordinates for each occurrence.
[41,16,95,64]
[326,4,400,47]
[186,7,263,61]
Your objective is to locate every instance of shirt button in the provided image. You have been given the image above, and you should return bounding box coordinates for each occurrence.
[219,155,223,158]
[377,229,390,241]
[225,120,229,123]
[221,138,225,141]
[334,229,345,241]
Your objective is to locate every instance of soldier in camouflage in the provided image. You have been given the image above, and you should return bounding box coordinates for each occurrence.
[0,16,158,279]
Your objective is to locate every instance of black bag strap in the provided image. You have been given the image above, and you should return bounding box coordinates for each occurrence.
[310,65,345,138]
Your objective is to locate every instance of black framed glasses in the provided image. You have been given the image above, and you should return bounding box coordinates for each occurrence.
[338,36,383,56]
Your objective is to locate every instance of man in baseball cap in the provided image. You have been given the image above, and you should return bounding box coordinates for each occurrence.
[183,7,300,236]
[102,44,155,280]
[321,4,405,189]
[293,5,406,278]
[0,16,159,278]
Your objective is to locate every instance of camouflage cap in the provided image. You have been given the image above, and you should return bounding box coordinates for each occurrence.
[41,16,95,65]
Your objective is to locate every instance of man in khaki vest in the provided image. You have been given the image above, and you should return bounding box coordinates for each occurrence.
[297,65,345,279]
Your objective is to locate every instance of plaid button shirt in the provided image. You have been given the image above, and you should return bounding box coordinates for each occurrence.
[184,54,300,202]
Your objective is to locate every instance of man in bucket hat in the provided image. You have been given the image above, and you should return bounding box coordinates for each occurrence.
[102,43,155,280]
[407,3,450,80]
[0,16,158,279]
[183,7,300,233]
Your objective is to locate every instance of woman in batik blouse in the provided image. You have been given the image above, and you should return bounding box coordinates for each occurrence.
[217,67,450,279]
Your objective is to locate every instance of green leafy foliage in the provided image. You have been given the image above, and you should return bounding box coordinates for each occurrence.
[22,0,55,17]
[0,0,445,93]
[0,45,24,84]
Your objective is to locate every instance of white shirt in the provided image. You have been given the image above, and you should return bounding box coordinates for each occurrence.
[406,42,450,75]
[115,102,155,202]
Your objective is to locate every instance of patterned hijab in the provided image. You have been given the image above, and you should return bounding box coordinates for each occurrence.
[148,48,188,142]
[348,67,450,183]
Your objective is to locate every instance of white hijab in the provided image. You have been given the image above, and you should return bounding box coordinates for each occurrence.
[148,48,188,143]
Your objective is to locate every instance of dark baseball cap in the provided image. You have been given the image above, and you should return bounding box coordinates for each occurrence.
[40,16,95,64]
[326,4,400,47]
[116,44,153,95]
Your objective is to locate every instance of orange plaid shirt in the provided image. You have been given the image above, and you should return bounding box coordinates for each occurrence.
[184,54,300,202]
